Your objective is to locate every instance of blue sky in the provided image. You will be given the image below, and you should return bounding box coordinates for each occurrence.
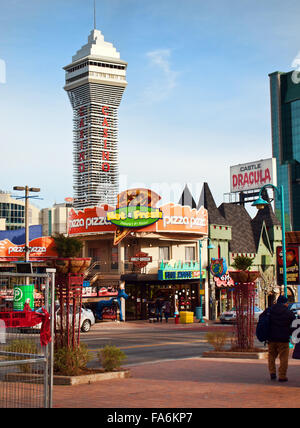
[1,0,300,211]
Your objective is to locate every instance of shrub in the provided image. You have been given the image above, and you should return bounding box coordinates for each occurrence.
[232,255,254,271]
[97,345,127,372]
[205,332,229,351]
[54,343,92,376]
[5,339,39,373]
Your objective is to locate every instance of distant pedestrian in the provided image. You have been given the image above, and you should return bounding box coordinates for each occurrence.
[264,295,295,382]
[147,300,155,323]
[163,300,171,323]
[155,298,163,323]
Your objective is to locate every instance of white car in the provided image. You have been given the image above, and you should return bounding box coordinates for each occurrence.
[55,305,96,333]
[27,304,95,333]
[219,306,263,324]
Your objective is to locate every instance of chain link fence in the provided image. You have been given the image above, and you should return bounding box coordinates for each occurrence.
[0,270,55,408]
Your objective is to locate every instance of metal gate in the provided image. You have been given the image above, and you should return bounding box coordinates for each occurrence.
[0,270,55,408]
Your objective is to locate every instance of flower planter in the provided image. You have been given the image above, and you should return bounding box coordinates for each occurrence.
[5,368,130,386]
[202,350,268,359]
[229,270,260,284]
[53,258,91,275]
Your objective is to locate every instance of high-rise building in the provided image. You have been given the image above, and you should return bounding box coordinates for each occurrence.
[269,70,300,231]
[64,29,127,209]
[0,190,40,230]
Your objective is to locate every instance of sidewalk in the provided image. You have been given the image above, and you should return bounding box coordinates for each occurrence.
[53,319,300,408]
[92,318,234,332]
[53,356,300,408]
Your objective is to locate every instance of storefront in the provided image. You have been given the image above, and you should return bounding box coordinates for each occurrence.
[213,273,234,316]
[68,188,209,321]
[122,273,202,320]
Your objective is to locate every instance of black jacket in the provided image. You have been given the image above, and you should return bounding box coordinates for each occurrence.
[268,303,296,343]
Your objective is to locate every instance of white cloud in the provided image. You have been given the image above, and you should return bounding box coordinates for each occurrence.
[143,49,179,102]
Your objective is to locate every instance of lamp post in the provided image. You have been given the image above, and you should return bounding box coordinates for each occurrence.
[198,237,215,323]
[13,186,41,262]
[252,184,287,298]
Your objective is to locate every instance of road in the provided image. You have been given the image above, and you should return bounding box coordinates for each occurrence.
[80,321,236,368]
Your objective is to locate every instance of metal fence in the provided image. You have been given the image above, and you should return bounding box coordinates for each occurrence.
[0,270,55,408]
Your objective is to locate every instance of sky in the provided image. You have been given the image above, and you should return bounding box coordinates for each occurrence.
[1,0,300,213]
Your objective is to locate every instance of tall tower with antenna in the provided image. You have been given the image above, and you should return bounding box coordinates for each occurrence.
[63,9,127,209]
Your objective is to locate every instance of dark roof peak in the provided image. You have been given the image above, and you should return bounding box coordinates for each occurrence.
[178,184,196,209]
[218,202,256,253]
[198,183,229,226]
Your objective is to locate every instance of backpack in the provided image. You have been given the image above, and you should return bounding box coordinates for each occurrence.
[256,307,271,343]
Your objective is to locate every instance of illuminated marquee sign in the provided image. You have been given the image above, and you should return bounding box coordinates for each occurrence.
[158,261,205,281]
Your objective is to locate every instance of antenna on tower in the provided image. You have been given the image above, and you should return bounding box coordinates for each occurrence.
[94,0,96,29]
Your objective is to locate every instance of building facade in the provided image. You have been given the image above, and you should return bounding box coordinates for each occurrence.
[269,70,300,231]
[64,29,127,209]
[68,193,209,321]
[198,183,291,318]
[39,202,73,236]
[0,190,40,230]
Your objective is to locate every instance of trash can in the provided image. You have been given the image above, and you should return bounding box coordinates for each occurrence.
[195,306,202,320]
[179,311,194,324]
[174,314,180,324]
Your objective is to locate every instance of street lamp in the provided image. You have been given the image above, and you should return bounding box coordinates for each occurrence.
[13,186,41,262]
[252,184,287,298]
[198,237,215,323]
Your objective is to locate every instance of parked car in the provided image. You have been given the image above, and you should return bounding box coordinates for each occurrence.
[288,302,300,318]
[55,304,96,332]
[26,304,95,333]
[219,306,263,324]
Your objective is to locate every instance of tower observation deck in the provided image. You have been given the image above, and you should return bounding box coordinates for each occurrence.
[64,29,127,209]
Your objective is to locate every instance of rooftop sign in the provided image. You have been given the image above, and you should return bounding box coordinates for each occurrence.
[230,158,277,193]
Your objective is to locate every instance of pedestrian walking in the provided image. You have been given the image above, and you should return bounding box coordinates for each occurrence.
[265,295,295,382]
[155,298,163,323]
[163,299,171,323]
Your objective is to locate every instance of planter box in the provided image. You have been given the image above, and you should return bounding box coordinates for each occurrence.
[202,350,268,359]
[5,369,130,386]
[52,258,91,275]
[229,270,260,284]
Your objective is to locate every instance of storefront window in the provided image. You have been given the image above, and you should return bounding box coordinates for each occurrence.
[185,246,195,261]
[111,246,118,270]
[159,246,170,261]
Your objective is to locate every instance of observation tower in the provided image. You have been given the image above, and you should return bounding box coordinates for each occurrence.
[64,29,127,209]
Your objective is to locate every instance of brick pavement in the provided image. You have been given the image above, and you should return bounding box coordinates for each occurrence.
[52,319,300,408]
[53,352,300,408]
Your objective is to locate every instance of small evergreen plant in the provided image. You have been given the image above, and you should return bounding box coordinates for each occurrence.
[97,345,127,372]
[205,332,229,351]
[54,343,92,376]
[232,255,254,271]
[52,233,83,258]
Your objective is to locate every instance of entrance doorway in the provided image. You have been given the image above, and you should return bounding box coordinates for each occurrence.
[125,282,199,320]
